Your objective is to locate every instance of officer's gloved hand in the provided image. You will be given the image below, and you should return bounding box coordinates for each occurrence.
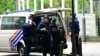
[32,21,36,26]
[50,35,53,41]
[40,28,47,31]
[58,26,62,30]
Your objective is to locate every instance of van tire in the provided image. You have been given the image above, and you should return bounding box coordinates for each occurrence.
[18,45,25,56]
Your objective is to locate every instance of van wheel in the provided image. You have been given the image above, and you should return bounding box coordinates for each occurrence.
[18,45,25,56]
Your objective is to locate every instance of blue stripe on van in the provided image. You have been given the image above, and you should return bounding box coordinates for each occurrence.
[10,29,23,51]
[11,30,22,43]
[12,30,23,44]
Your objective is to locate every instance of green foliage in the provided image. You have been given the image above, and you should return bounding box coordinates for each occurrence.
[65,0,72,8]
[53,0,61,8]
[44,0,49,8]
[29,0,34,11]
[36,0,41,10]
[0,0,98,17]
[93,1,99,17]
[78,0,89,13]
[0,0,15,14]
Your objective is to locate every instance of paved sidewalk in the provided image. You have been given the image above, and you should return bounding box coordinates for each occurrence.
[63,42,100,56]
[0,42,99,56]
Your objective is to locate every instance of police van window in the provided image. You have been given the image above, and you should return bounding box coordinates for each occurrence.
[1,17,25,30]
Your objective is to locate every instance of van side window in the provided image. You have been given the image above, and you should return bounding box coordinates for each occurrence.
[1,17,25,30]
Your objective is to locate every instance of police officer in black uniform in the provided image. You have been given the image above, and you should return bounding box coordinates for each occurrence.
[50,18,60,56]
[70,13,80,55]
[22,14,37,56]
[37,14,53,56]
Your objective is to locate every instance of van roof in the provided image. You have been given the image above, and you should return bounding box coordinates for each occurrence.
[2,12,34,17]
[0,8,71,17]
[34,8,71,14]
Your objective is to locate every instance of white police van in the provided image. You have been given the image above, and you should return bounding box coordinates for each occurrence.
[0,8,71,56]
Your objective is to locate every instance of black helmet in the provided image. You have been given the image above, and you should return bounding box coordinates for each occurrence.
[73,13,76,17]
[43,14,49,19]
[28,14,34,20]
[70,13,76,17]
[52,18,56,23]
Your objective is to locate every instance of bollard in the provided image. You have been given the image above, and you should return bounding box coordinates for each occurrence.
[59,41,64,56]
[78,38,82,56]
[98,17,100,36]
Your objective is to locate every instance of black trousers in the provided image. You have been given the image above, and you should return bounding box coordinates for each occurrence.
[52,36,60,56]
[43,44,53,56]
[53,42,60,56]
[24,38,31,56]
[42,37,53,56]
[71,35,79,54]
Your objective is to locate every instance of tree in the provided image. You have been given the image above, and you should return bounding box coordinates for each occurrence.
[78,0,89,13]
[0,0,15,14]
[0,0,96,15]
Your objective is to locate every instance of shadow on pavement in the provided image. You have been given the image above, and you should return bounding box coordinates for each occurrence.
[3,54,71,56]
[63,54,72,56]
[3,55,40,56]
[3,55,18,56]
[0,53,42,56]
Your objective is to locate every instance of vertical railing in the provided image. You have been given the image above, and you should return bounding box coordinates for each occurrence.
[41,0,44,9]
[34,0,37,11]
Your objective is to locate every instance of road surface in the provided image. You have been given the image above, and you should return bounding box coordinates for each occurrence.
[63,42,100,56]
[0,42,100,56]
